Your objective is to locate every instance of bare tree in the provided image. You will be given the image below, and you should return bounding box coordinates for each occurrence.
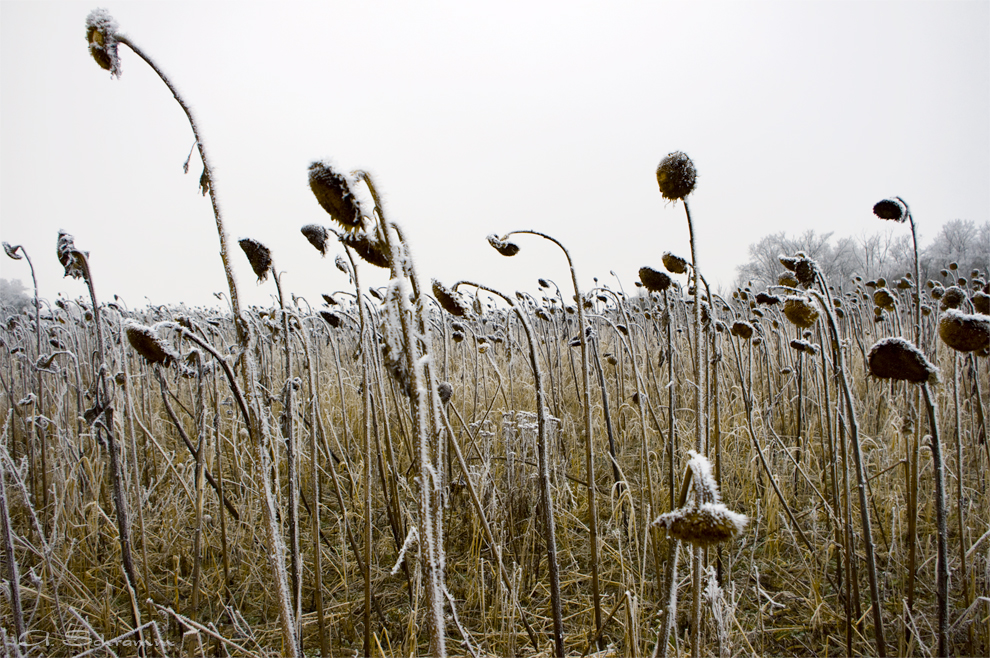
[921,219,990,279]
[0,278,31,314]
[735,230,865,290]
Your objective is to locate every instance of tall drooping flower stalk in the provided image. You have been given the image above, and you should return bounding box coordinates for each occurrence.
[656,151,707,656]
[873,197,925,624]
[0,414,25,651]
[237,238,303,639]
[810,267,887,657]
[487,229,603,644]
[309,163,449,656]
[867,337,944,657]
[55,232,144,642]
[84,11,297,653]
[2,243,46,517]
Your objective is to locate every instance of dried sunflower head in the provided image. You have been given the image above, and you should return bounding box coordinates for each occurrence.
[730,321,754,340]
[238,238,272,282]
[868,337,938,384]
[873,288,896,311]
[85,9,121,77]
[662,252,689,275]
[873,198,907,222]
[939,286,967,311]
[341,231,389,268]
[755,292,780,305]
[656,151,697,202]
[308,161,363,231]
[654,450,747,548]
[783,296,819,329]
[487,234,520,257]
[125,320,177,367]
[56,230,88,280]
[432,280,471,317]
[639,266,672,293]
[778,272,799,288]
[938,309,990,353]
[300,224,328,256]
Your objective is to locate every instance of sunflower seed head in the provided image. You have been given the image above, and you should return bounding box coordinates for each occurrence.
[56,230,88,280]
[940,286,967,311]
[85,9,121,77]
[873,288,896,311]
[778,272,799,288]
[939,309,990,353]
[730,321,754,340]
[238,238,272,282]
[320,311,342,328]
[438,381,453,406]
[755,292,780,305]
[308,161,363,231]
[873,198,907,222]
[487,234,520,257]
[432,280,471,317]
[3,242,22,260]
[639,266,672,293]
[656,151,697,201]
[783,296,819,329]
[125,320,177,367]
[868,337,937,384]
[341,231,389,268]
[300,224,328,256]
[662,252,689,275]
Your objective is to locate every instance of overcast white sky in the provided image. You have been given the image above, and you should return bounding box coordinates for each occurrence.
[1,1,987,311]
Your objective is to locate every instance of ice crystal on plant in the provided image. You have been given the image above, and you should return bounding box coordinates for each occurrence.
[654,451,747,548]
[56,230,87,280]
[85,9,121,77]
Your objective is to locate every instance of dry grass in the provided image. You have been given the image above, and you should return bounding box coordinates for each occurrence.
[1,269,988,657]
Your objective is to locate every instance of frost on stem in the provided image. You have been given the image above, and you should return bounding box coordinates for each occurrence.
[381,283,413,397]
[85,8,121,77]
[390,527,419,576]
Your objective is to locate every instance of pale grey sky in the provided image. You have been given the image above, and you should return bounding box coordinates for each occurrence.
[2,1,988,311]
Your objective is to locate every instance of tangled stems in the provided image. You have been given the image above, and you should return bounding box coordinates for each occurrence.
[357,170,448,658]
[58,242,145,643]
[90,17,298,652]
[810,279,887,657]
[454,280,564,657]
[490,229,603,643]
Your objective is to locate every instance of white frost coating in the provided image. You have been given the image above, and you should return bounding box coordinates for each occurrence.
[390,527,419,575]
[686,450,719,504]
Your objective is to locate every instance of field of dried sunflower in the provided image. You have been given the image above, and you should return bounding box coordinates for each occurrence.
[0,9,988,658]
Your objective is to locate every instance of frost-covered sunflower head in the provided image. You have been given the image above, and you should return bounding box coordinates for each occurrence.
[85,9,121,77]
[308,161,363,232]
[656,151,697,202]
